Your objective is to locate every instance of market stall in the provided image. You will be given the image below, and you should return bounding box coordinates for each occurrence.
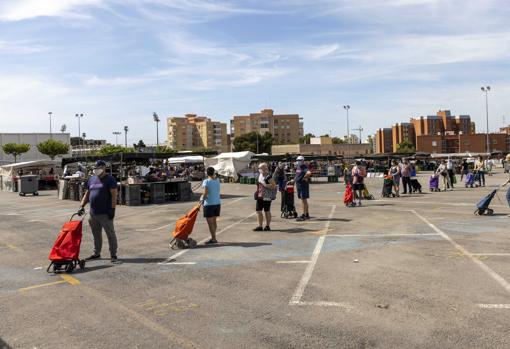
[0,160,61,192]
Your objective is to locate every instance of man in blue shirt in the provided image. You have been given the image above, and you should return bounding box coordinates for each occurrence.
[295,155,312,221]
[79,160,119,262]
[200,167,221,244]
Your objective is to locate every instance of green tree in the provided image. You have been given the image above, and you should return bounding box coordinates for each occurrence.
[396,140,415,153]
[133,140,146,150]
[2,143,31,163]
[300,133,316,144]
[332,137,345,144]
[37,139,69,160]
[233,132,273,154]
[96,145,135,155]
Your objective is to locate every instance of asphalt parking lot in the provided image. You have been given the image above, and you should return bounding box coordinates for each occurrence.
[1,172,510,348]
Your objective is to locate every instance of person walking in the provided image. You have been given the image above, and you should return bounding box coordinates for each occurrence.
[254,163,276,231]
[79,160,119,263]
[401,160,412,194]
[351,161,365,206]
[200,167,221,244]
[295,155,312,221]
[273,162,287,211]
[460,159,469,181]
[501,154,510,217]
[435,160,451,191]
[475,156,486,187]
[389,160,401,197]
[447,157,455,189]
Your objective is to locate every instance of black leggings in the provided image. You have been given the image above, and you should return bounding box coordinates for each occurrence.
[402,176,412,193]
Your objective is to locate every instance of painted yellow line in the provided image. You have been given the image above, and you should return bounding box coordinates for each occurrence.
[19,280,66,292]
[60,274,81,285]
[6,244,18,250]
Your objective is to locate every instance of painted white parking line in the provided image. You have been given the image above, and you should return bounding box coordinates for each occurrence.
[478,304,510,309]
[412,210,510,295]
[164,262,196,265]
[276,261,310,264]
[471,253,510,257]
[294,301,352,309]
[158,212,257,265]
[326,233,439,238]
[289,205,336,305]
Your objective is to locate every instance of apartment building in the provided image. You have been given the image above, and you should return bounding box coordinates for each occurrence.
[416,133,510,153]
[391,122,415,151]
[230,109,304,144]
[375,128,393,153]
[167,114,228,152]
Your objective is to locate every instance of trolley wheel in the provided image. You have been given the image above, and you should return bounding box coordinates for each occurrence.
[19,192,25,196]
[281,212,285,218]
[187,238,197,248]
[34,192,39,196]
[487,208,494,216]
[293,212,298,218]
[66,263,75,273]
[53,263,61,273]
[79,260,86,270]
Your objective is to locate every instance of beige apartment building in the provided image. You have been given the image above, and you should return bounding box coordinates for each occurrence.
[230,109,304,144]
[167,114,228,152]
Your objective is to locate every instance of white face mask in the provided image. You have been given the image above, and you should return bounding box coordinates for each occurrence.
[93,168,104,176]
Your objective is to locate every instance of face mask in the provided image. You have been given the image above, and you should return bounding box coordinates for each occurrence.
[93,168,104,176]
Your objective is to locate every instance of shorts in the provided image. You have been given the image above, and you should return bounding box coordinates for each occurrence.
[297,185,310,199]
[256,199,272,212]
[352,183,364,191]
[204,204,221,218]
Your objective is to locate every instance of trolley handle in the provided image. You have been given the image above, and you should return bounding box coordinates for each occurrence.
[70,211,86,222]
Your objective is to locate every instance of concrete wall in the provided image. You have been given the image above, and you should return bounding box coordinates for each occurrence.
[0,133,71,164]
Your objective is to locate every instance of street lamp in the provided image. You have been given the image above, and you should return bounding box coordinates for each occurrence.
[343,105,350,160]
[48,112,53,138]
[75,113,84,151]
[153,112,160,149]
[481,86,491,154]
[113,131,121,146]
[124,126,129,148]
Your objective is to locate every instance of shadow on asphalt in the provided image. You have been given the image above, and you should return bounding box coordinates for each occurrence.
[76,265,115,272]
[270,228,317,233]
[0,338,12,349]
[198,242,272,249]
[311,218,352,222]
[220,194,248,199]
[115,258,168,264]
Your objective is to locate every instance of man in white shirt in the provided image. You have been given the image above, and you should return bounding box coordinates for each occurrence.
[446,157,455,189]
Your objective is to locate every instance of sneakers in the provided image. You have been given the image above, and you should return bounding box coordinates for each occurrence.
[264,226,271,231]
[204,239,218,245]
[110,255,119,263]
[253,226,263,231]
[85,254,101,261]
[296,214,310,222]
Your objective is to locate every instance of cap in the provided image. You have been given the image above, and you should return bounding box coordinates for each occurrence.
[94,160,107,168]
[296,155,305,161]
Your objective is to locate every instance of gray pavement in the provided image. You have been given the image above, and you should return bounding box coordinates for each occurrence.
[1,171,510,348]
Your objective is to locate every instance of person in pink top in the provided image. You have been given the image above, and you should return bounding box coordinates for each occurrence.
[351,161,364,206]
[401,159,412,194]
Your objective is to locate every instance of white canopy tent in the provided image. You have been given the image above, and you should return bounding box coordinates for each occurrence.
[167,155,205,164]
[204,151,254,180]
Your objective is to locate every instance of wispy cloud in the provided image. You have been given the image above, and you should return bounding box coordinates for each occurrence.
[0,0,103,21]
[0,40,49,54]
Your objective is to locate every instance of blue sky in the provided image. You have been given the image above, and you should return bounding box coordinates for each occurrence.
[1,0,509,145]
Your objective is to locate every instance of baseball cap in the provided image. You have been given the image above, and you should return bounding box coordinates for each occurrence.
[94,160,107,168]
[296,155,305,161]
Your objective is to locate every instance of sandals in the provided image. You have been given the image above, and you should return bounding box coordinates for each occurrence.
[253,227,263,231]
[205,239,218,245]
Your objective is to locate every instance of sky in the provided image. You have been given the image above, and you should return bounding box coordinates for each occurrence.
[1,0,509,145]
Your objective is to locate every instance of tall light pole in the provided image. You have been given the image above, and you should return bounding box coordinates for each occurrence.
[48,112,53,138]
[343,105,350,160]
[481,86,491,154]
[113,131,121,146]
[153,112,160,149]
[75,113,83,151]
[124,126,129,148]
